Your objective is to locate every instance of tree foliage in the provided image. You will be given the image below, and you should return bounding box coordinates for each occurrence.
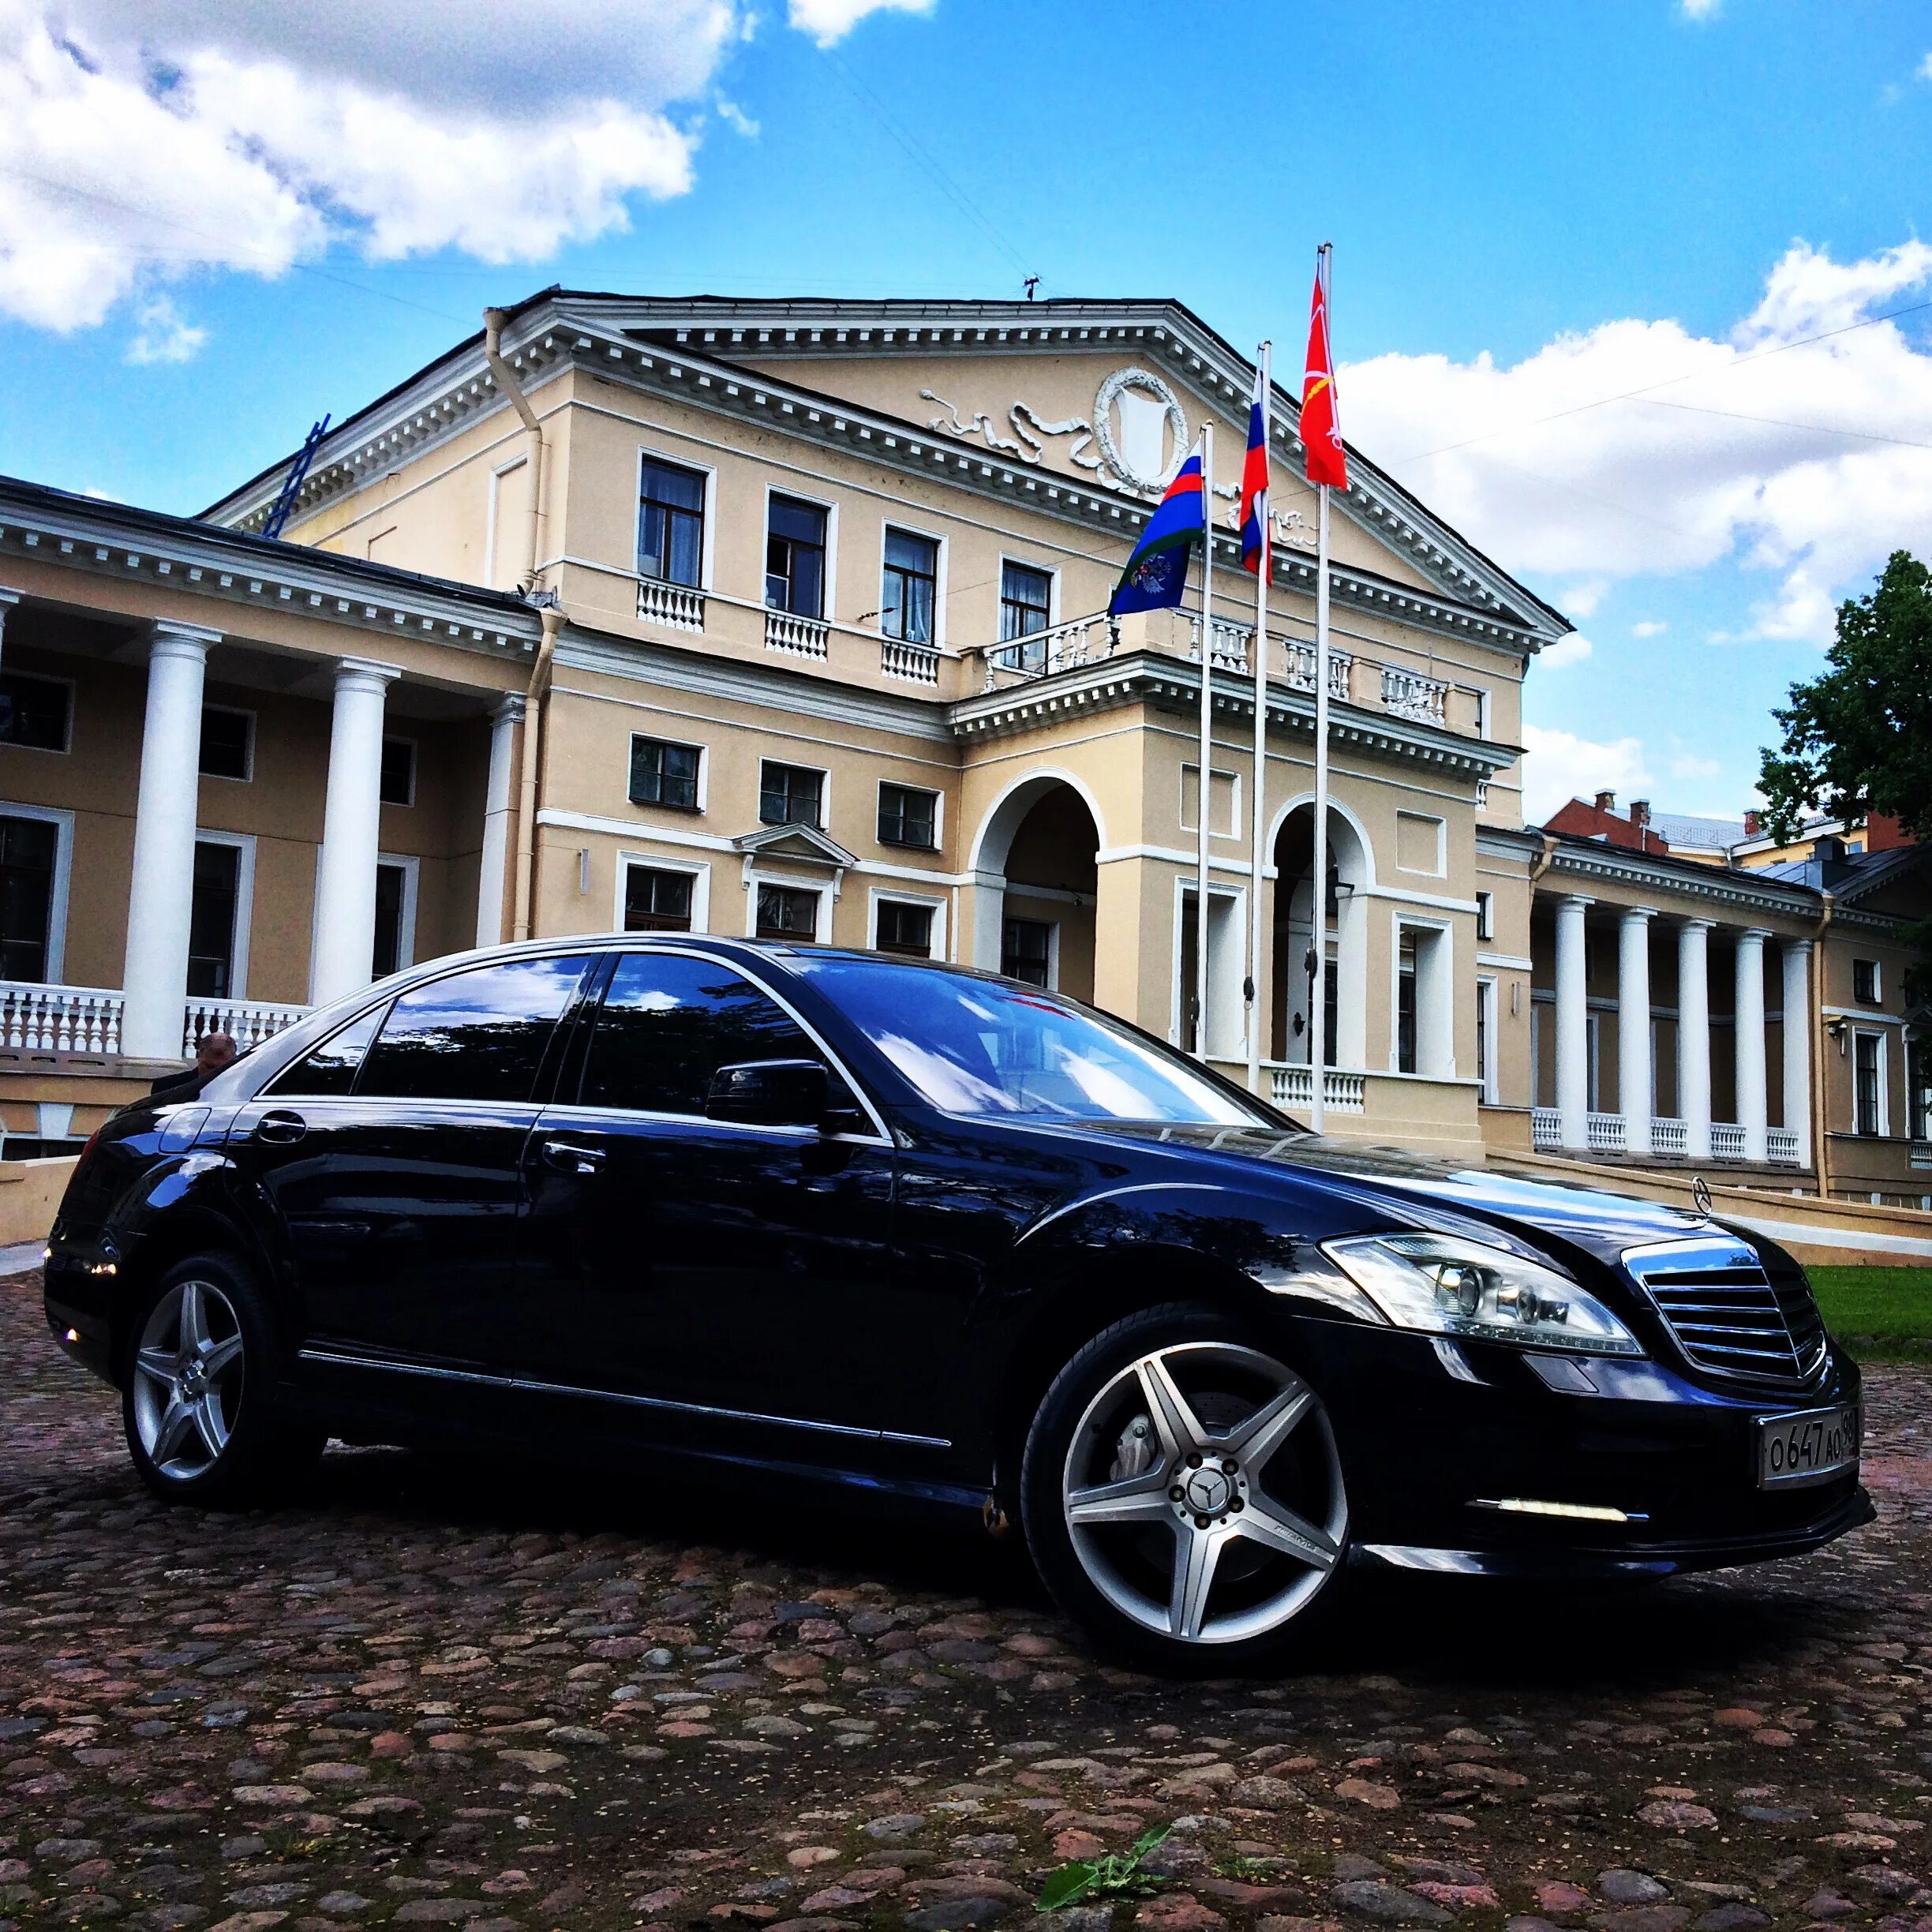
[1758,550,1932,845]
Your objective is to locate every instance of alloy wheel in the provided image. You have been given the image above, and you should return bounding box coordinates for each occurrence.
[131,1279,245,1482]
[1060,1340,1346,1645]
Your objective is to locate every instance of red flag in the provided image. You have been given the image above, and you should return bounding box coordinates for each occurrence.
[1301,246,1347,490]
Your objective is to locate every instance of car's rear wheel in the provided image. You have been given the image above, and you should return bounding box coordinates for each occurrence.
[1020,1301,1349,1669]
[123,1253,322,1505]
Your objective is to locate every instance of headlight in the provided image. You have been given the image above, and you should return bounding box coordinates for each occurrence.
[1322,1233,1644,1357]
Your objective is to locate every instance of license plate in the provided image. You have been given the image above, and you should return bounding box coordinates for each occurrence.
[1756,1405,1861,1488]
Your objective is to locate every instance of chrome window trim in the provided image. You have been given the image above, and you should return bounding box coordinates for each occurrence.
[295,1346,948,1449]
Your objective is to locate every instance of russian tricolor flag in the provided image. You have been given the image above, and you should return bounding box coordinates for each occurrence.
[1237,363,1269,575]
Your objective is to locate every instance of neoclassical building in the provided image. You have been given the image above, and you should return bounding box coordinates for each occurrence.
[0,292,1923,1209]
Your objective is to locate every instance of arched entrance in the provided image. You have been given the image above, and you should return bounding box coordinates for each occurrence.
[968,773,1101,999]
[1270,800,1372,1068]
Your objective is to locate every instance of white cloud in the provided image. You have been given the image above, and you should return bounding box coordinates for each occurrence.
[1631,619,1667,636]
[125,291,205,364]
[1521,723,1650,825]
[1540,631,1593,668]
[787,0,934,46]
[1670,751,1723,781]
[1919,51,1932,82]
[715,95,760,138]
[1681,0,1720,17]
[0,0,931,333]
[1556,577,1608,618]
[1342,238,1932,645]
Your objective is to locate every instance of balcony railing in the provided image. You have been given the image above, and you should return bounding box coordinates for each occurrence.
[1189,616,1253,672]
[1766,1127,1803,1167]
[1587,1111,1627,1153]
[0,983,311,1060]
[1380,666,1450,725]
[1710,1122,1747,1161]
[637,577,706,634]
[764,608,829,658]
[880,638,940,685]
[1269,1065,1367,1113]
[1284,641,1353,702]
[1532,1109,1803,1167]
[1653,1117,1689,1157]
[987,617,1099,687]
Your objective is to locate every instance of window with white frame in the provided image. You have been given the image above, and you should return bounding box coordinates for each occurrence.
[999,561,1052,645]
[0,807,68,983]
[755,882,821,942]
[624,865,696,934]
[187,841,243,998]
[877,781,938,850]
[1476,978,1499,1105]
[638,458,706,587]
[874,899,936,959]
[760,761,825,829]
[1003,916,1053,987]
[881,529,938,645]
[1854,1029,1885,1136]
[1853,958,1881,1005]
[630,736,702,811]
[766,496,828,617]
[1476,889,1495,941]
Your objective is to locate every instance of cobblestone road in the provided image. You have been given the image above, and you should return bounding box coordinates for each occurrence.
[4,1274,1931,1932]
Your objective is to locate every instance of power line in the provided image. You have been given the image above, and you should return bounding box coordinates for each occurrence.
[1393,294,1932,465]
[1633,395,1932,452]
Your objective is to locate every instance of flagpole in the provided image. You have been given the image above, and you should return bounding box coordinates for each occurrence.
[1308,248,1334,1133]
[1245,341,1271,1099]
[1194,421,1214,1063]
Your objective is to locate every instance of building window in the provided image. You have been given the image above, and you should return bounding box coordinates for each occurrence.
[629,736,702,811]
[1002,916,1053,987]
[1476,979,1498,1106]
[1853,958,1880,1005]
[1910,1038,1930,1144]
[186,841,241,999]
[877,781,938,849]
[373,860,413,979]
[766,495,827,617]
[0,814,59,981]
[380,736,416,807]
[875,900,935,959]
[638,458,706,586]
[1000,561,1052,643]
[882,530,938,645]
[623,865,695,934]
[1476,889,1494,941]
[760,761,825,828]
[0,674,70,753]
[200,706,253,781]
[1854,1030,1884,1137]
[1396,930,1418,1074]
[756,883,819,942]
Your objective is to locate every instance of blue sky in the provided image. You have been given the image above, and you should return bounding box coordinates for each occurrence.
[2,0,1930,823]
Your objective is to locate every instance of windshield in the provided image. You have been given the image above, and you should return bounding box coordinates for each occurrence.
[790,956,1272,1126]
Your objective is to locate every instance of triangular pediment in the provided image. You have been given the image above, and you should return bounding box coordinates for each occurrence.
[732,821,856,868]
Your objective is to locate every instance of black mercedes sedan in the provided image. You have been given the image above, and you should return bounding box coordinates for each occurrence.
[45,937,1869,1668]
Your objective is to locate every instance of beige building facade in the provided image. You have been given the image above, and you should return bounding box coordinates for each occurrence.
[0,292,1922,1211]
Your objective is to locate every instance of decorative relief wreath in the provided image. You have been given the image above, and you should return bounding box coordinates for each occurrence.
[1091,366,1189,494]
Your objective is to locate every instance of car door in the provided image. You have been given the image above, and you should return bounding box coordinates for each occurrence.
[227,951,595,1372]
[520,947,904,1438]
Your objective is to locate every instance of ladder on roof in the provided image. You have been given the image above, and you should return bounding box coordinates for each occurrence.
[260,414,331,541]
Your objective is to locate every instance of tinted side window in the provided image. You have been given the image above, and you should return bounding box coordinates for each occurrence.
[581,953,850,1117]
[268,1005,387,1097]
[357,956,592,1103]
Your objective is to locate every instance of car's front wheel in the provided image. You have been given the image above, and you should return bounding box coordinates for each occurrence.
[1020,1302,1350,1668]
[123,1253,322,1505]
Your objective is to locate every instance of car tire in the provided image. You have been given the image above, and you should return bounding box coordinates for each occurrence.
[122,1252,324,1507]
[1020,1301,1350,1671]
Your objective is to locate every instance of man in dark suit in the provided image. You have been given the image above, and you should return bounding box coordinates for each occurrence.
[149,1031,238,1103]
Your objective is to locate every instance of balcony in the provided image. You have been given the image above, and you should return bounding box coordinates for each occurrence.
[985,617,1100,686]
[1532,1108,1805,1168]
[1269,1065,1367,1112]
[1380,666,1450,725]
[880,638,940,685]
[765,608,829,659]
[636,577,706,634]
[1285,641,1354,702]
[0,983,311,1061]
[1190,616,1253,672]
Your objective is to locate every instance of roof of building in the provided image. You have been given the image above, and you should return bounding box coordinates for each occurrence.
[1648,810,1748,851]
[1755,841,1928,901]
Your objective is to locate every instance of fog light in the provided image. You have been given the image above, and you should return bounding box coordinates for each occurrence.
[1472,1497,1642,1523]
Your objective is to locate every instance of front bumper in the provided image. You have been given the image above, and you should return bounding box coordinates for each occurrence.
[1285,1310,1872,1578]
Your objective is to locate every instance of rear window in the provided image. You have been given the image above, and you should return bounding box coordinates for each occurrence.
[354,955,593,1103]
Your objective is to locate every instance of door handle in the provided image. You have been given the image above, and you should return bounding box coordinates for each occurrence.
[253,1109,308,1146]
[541,1139,605,1175]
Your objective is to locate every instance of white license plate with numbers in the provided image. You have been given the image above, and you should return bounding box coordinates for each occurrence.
[1756,1405,1860,1488]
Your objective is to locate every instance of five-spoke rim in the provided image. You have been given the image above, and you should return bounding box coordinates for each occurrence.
[1061,1340,1346,1646]
[131,1279,245,1481]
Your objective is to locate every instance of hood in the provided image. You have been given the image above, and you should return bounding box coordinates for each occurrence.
[1081,1122,1713,1264]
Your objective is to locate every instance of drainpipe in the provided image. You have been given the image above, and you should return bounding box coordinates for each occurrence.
[511,605,564,942]
[1811,890,1835,1200]
[483,307,545,589]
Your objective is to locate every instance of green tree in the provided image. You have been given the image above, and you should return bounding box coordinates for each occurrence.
[1758,550,1932,845]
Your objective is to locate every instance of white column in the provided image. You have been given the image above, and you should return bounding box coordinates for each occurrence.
[1783,938,1814,1166]
[474,694,525,949]
[310,658,402,1007]
[1555,893,1592,1149]
[1678,919,1713,1160]
[0,587,19,666]
[1735,927,1770,1163]
[1618,907,1655,1156]
[122,622,219,1059]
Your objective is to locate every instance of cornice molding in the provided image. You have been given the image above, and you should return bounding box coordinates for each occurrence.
[949,650,1515,781]
[1544,842,1824,919]
[0,479,540,661]
[204,295,1567,651]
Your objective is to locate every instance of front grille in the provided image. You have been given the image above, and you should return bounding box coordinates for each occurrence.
[1622,1236,1827,1386]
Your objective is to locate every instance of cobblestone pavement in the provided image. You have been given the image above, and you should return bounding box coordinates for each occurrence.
[5,1274,1932,1932]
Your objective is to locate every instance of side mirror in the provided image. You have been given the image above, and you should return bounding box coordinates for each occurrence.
[706,1058,832,1129]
